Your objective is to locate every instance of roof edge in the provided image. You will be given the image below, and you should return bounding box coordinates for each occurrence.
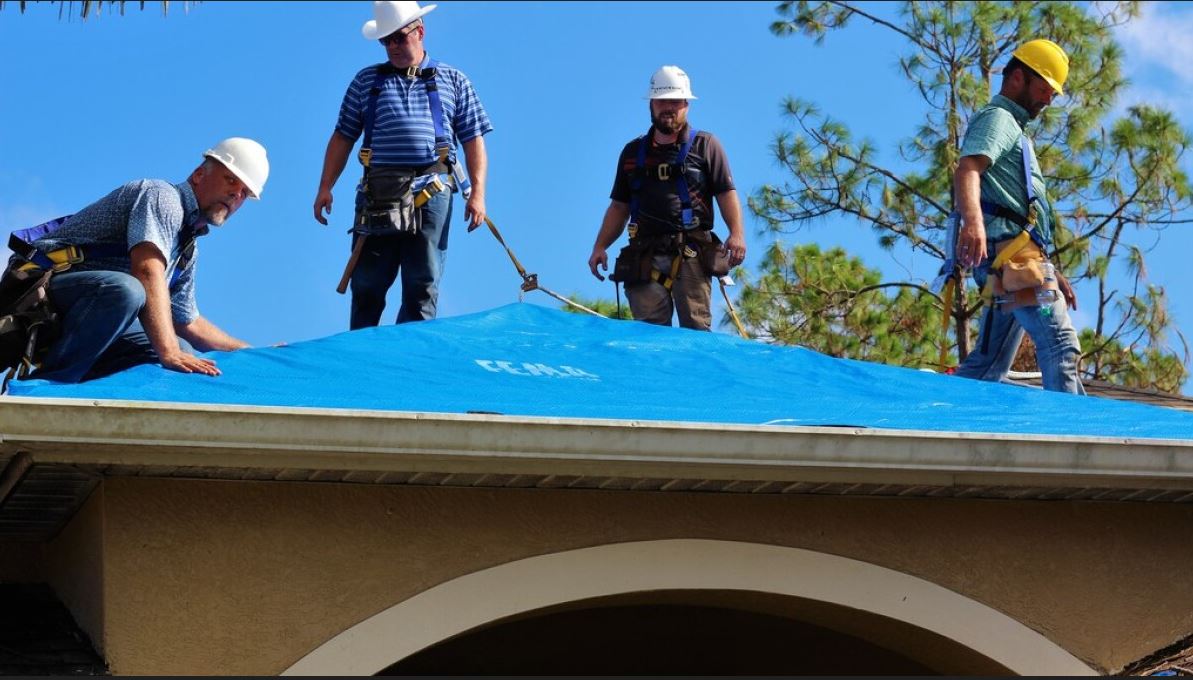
[3,397,1193,492]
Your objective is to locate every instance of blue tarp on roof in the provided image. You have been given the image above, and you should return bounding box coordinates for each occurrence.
[7,303,1193,440]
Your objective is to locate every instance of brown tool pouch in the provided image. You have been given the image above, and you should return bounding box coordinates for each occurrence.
[696,232,731,277]
[610,241,653,285]
[357,168,420,237]
[993,238,1048,293]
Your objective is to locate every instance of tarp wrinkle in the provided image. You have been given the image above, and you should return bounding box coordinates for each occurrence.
[7,303,1193,440]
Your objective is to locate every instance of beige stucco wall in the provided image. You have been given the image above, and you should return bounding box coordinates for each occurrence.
[52,476,1193,675]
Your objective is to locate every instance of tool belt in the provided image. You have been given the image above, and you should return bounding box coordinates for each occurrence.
[355,165,452,237]
[984,232,1060,312]
[610,227,729,288]
[993,234,1048,292]
[356,168,422,236]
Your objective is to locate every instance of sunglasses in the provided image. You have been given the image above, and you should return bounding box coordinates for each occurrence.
[379,22,421,46]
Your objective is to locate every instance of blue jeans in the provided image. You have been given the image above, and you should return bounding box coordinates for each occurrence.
[955,263,1085,394]
[32,270,193,383]
[349,178,453,329]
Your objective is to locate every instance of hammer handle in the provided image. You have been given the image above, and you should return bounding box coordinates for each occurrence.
[336,235,367,295]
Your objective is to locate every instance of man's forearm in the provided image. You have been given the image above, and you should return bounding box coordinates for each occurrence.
[135,273,182,359]
[177,317,249,352]
[954,164,985,230]
[462,136,487,199]
[594,202,630,250]
[716,190,745,240]
[319,132,354,192]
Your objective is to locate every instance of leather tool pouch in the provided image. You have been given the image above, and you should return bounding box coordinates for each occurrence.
[357,168,420,236]
[994,238,1047,293]
[698,232,731,278]
[610,241,652,284]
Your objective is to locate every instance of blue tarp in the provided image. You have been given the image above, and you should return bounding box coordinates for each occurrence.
[7,303,1193,440]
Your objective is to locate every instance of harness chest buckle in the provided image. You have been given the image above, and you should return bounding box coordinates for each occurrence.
[657,163,672,181]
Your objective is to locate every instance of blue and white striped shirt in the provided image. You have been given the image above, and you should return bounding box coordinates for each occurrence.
[335,55,492,178]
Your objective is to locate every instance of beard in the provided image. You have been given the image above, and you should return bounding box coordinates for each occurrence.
[202,203,229,227]
[1012,89,1045,120]
[650,106,686,135]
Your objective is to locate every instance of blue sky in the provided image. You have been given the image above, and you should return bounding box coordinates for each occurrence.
[3,1,1193,392]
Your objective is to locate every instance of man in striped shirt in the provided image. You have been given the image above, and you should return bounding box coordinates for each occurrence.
[314,1,493,328]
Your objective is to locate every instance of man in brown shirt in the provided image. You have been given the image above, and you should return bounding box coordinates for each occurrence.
[587,65,746,331]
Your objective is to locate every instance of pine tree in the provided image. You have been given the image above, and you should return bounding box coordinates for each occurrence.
[748,1,1191,392]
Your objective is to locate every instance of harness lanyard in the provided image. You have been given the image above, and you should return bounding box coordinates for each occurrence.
[629,126,698,228]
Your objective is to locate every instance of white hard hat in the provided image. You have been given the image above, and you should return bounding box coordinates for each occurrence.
[203,137,269,199]
[362,1,436,41]
[646,65,698,100]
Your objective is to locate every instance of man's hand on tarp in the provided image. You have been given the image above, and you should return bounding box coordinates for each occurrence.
[160,350,220,377]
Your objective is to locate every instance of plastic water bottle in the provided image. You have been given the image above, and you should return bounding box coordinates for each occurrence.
[1036,263,1059,307]
[1040,261,1056,285]
[1036,289,1059,317]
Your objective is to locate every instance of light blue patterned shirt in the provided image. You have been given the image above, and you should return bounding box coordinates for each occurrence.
[33,180,205,324]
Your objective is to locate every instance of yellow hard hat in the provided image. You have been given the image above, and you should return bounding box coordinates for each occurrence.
[1012,39,1069,96]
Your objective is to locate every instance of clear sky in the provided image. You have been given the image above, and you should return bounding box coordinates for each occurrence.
[3,1,1192,393]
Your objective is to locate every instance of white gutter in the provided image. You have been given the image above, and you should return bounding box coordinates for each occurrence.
[2,396,1193,491]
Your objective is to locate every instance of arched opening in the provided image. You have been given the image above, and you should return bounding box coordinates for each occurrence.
[284,540,1094,676]
[380,590,984,675]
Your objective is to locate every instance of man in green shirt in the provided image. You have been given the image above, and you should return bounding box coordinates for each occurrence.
[953,39,1084,394]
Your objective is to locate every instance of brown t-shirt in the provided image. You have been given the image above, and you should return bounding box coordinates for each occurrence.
[609,127,735,234]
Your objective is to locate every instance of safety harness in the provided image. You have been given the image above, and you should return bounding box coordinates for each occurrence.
[979,135,1044,236]
[627,126,699,291]
[1,215,198,384]
[977,134,1055,310]
[358,59,451,180]
[936,131,1056,367]
[338,59,454,291]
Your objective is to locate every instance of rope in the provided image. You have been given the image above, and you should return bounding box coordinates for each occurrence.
[474,215,607,318]
[718,278,750,339]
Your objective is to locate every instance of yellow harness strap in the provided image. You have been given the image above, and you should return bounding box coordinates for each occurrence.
[16,245,83,273]
[650,250,684,291]
[979,229,1033,302]
[937,274,956,372]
